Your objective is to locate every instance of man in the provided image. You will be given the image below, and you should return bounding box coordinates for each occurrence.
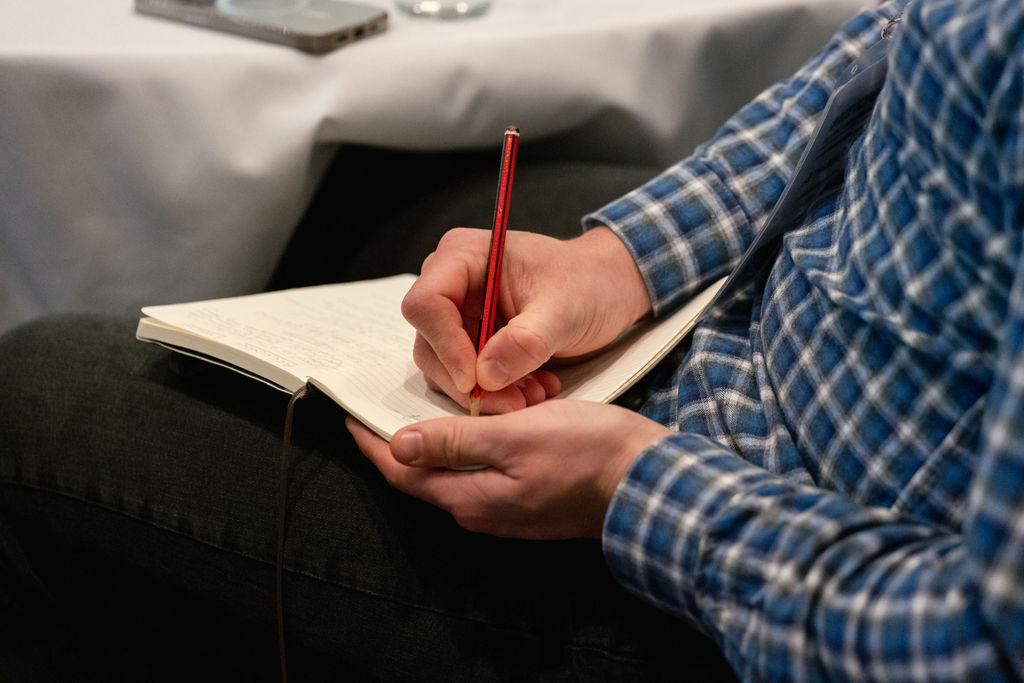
[350,0,1024,678]
[1,0,1021,679]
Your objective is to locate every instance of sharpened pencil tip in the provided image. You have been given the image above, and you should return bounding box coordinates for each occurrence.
[469,395,481,417]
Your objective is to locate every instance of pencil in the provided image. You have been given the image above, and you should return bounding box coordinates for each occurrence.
[470,126,520,417]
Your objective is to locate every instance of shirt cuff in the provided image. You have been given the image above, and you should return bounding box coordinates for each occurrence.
[602,433,766,634]
[582,156,753,316]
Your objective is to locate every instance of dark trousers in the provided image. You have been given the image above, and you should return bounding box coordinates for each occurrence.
[0,149,734,681]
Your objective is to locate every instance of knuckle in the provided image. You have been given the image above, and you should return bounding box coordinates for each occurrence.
[400,288,428,324]
[506,324,552,366]
[411,334,433,371]
[438,420,467,462]
[437,228,469,250]
[520,376,546,406]
[419,250,438,272]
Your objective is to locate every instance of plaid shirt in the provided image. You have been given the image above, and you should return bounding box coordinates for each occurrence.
[586,0,1024,679]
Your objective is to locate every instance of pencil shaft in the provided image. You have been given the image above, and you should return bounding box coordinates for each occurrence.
[471,126,519,414]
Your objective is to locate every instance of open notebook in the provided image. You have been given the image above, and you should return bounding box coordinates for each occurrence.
[137,274,723,440]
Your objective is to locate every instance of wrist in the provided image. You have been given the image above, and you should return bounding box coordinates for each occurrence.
[577,226,653,324]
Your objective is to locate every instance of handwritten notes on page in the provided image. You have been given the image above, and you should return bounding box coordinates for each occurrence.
[139,274,457,439]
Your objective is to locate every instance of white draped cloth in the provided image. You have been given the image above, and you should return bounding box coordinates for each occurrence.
[0,0,865,331]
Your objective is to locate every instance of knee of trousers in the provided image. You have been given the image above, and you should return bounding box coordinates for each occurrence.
[0,314,145,466]
[0,312,136,396]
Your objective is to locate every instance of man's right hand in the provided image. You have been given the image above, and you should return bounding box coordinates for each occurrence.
[401,226,652,414]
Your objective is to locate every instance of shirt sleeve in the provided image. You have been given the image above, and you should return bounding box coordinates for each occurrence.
[583,2,901,315]
[603,195,1024,681]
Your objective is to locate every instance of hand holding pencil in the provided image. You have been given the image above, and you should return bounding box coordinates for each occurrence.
[354,125,661,536]
[400,129,653,416]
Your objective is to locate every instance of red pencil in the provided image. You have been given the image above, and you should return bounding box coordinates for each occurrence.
[470,126,519,416]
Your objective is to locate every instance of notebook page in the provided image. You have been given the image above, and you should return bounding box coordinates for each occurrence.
[140,275,461,438]
[141,274,723,440]
[555,277,724,402]
[310,360,462,440]
[315,277,722,437]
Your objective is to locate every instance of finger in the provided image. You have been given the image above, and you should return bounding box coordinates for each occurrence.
[513,371,561,406]
[412,332,467,399]
[402,266,480,395]
[353,415,505,507]
[391,416,507,471]
[424,374,443,394]
[533,369,562,398]
[414,333,549,414]
[512,376,544,407]
[346,415,396,475]
[476,314,557,391]
[348,415,482,504]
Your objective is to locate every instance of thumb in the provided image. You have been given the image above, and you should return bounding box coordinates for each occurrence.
[390,418,498,471]
[476,310,559,391]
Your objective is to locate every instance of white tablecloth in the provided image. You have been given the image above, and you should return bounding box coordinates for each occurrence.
[0,0,865,331]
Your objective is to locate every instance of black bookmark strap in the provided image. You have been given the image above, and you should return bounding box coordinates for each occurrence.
[277,384,309,683]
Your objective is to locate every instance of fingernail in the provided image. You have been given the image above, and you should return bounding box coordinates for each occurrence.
[455,367,476,394]
[392,429,424,463]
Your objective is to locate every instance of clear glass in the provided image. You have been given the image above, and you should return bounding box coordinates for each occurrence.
[395,0,491,19]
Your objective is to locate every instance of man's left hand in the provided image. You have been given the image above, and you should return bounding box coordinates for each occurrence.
[347,400,672,539]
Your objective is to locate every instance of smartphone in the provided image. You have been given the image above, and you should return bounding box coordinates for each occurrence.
[134,0,388,54]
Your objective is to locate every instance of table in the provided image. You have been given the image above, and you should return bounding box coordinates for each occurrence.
[0,0,865,332]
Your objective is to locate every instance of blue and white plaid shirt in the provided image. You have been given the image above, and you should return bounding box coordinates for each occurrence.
[586,0,1024,679]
